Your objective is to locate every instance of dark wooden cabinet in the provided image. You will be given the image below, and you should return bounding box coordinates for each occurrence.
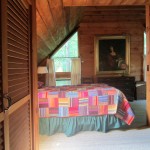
[96,76,135,101]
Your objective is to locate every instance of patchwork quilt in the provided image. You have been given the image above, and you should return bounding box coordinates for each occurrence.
[38,84,135,125]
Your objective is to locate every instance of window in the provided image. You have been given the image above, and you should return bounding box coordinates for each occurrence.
[52,32,79,86]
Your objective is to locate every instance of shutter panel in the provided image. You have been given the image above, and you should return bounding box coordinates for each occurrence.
[7,0,30,104]
[9,101,31,150]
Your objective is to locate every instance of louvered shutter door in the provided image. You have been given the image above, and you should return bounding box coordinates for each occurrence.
[7,0,31,150]
[1,0,32,149]
[7,0,30,104]
[0,1,5,149]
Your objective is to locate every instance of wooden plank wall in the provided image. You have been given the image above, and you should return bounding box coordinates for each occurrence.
[63,0,146,6]
[79,17,145,81]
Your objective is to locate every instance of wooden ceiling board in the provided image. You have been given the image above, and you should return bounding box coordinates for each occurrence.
[63,0,147,6]
[47,0,67,44]
[36,11,56,51]
[36,0,56,35]
[37,36,51,64]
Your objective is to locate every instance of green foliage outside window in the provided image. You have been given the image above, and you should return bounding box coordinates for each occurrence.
[52,32,78,86]
[52,32,78,72]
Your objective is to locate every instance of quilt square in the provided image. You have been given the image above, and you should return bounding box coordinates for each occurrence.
[47,91,59,98]
[89,96,98,106]
[69,107,78,116]
[39,108,49,117]
[98,95,109,105]
[79,98,88,106]
[59,98,70,107]
[78,90,88,98]
[88,106,98,115]
[49,108,59,117]
[39,98,48,108]
[79,106,88,116]
[66,91,78,98]
[48,98,58,107]
[99,105,108,115]
[70,98,79,108]
[59,107,69,117]
[88,89,98,96]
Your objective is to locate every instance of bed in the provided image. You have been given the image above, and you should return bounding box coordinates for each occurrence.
[38,84,135,136]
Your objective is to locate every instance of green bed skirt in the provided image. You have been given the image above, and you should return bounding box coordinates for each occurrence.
[39,115,126,137]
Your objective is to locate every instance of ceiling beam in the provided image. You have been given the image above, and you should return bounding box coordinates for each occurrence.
[63,0,147,6]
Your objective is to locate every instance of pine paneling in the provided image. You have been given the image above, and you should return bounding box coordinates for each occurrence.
[79,15,145,81]
[63,0,146,6]
[7,0,30,104]
[9,101,30,150]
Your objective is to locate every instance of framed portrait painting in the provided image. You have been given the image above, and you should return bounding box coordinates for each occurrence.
[94,35,130,76]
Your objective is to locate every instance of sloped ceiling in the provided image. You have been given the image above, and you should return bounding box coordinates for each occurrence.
[36,0,84,64]
[36,0,146,64]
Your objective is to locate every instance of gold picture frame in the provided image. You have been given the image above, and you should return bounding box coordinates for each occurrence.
[94,35,130,76]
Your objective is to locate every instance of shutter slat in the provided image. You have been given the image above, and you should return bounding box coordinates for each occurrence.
[8,62,28,69]
[8,49,28,59]
[8,55,29,62]
[8,73,29,81]
[8,85,29,97]
[8,81,29,92]
[8,69,29,75]
[8,76,29,85]
[8,80,29,88]
[8,56,29,62]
